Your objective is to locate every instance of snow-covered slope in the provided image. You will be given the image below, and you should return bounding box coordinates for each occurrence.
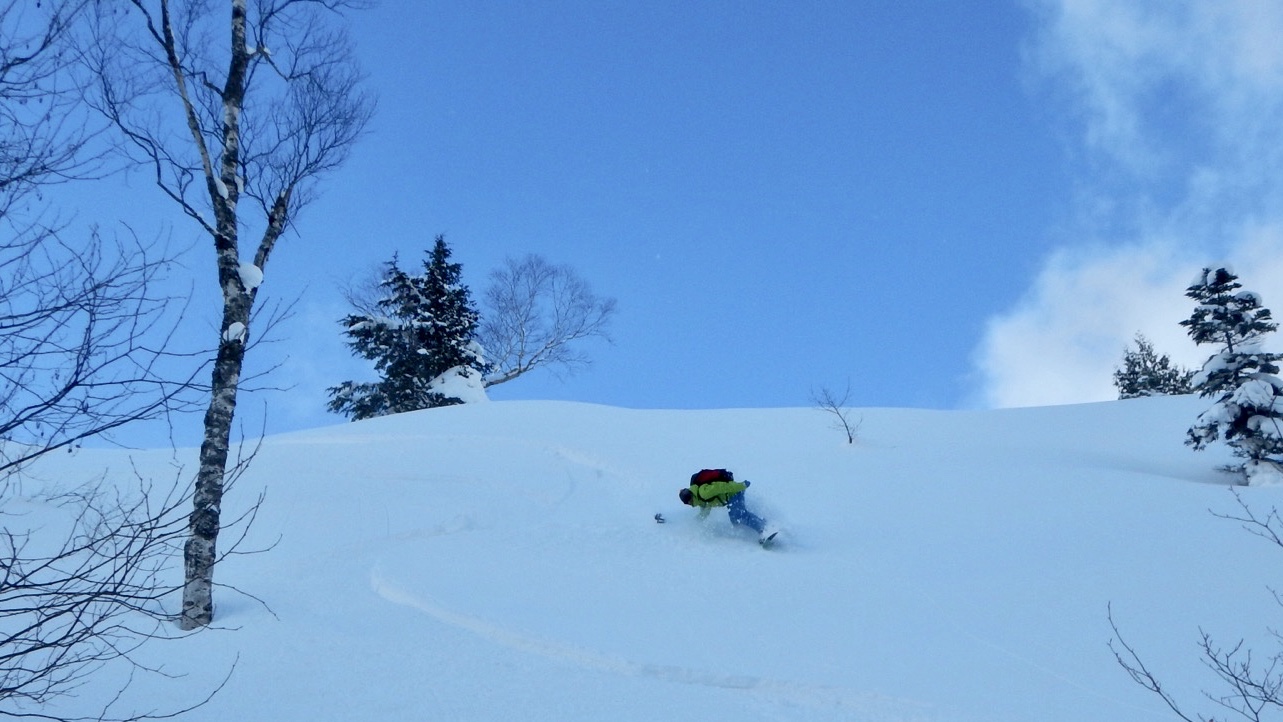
[22,396,1283,721]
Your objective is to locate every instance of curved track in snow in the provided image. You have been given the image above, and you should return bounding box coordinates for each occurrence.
[370,568,935,721]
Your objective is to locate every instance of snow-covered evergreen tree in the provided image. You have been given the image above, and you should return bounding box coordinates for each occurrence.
[328,236,489,420]
[1113,333,1194,399]
[1181,267,1283,483]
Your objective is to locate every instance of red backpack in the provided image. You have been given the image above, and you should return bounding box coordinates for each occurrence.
[690,468,734,485]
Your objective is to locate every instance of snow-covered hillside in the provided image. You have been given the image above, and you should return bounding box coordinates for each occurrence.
[19,396,1283,721]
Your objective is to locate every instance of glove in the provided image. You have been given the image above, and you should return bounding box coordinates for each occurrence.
[743,480,751,487]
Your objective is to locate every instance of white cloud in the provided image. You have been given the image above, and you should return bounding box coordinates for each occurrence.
[1026,0,1283,179]
[975,227,1283,408]
[976,242,1197,407]
[977,1,1283,408]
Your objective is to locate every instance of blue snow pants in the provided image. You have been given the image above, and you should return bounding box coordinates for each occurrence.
[726,492,766,533]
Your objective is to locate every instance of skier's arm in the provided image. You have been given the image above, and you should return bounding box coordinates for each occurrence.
[696,481,747,502]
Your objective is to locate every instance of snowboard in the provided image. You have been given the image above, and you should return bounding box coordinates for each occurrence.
[655,512,781,549]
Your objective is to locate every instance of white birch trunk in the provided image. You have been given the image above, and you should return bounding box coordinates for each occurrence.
[109,0,368,628]
[178,0,252,630]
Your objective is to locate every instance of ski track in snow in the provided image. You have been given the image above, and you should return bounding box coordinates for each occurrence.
[369,568,936,722]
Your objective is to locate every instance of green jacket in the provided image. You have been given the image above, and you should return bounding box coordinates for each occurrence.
[689,480,747,517]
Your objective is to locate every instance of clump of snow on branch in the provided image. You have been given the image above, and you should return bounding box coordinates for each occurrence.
[238,263,263,293]
[428,367,489,405]
[223,321,247,344]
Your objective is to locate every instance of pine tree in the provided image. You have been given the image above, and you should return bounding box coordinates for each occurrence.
[328,236,489,420]
[1181,267,1283,482]
[1113,333,1194,399]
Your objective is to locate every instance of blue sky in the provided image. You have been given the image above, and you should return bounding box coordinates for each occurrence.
[67,1,1283,438]
[287,0,1065,420]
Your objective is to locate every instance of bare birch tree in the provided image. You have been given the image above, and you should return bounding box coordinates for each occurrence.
[85,0,373,629]
[478,255,617,388]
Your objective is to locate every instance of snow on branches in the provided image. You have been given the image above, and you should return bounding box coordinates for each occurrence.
[1182,267,1283,484]
[328,236,489,420]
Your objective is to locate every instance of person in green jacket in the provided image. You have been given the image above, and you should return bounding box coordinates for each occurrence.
[679,469,774,542]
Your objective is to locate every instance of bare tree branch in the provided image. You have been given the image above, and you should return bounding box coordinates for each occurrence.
[0,0,105,219]
[1108,604,1200,722]
[0,227,205,477]
[1111,490,1283,721]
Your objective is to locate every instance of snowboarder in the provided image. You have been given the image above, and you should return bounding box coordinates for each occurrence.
[679,469,778,545]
